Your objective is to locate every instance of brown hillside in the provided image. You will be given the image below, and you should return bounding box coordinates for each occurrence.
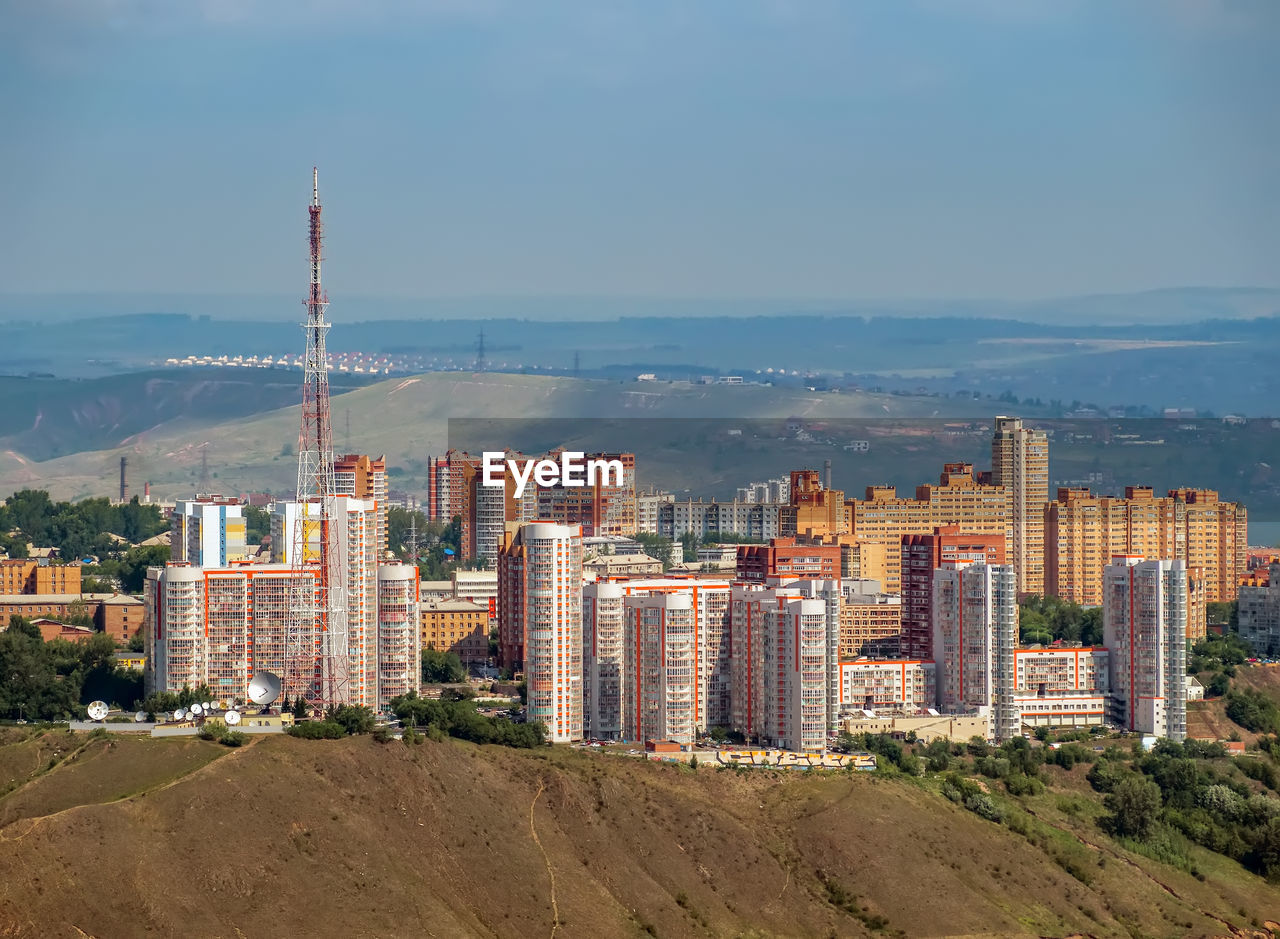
[0,732,1277,938]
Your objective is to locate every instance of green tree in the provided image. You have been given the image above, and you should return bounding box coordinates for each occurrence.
[421,647,467,683]
[1105,775,1162,839]
[292,696,309,719]
[329,704,376,735]
[243,506,272,546]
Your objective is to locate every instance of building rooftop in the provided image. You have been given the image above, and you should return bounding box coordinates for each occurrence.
[0,592,143,605]
[421,599,490,613]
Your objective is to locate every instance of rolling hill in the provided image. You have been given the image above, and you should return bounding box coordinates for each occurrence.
[0,372,1001,502]
[0,731,1277,938]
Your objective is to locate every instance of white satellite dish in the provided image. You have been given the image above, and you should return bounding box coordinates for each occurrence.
[189,702,203,716]
[134,711,147,723]
[86,701,109,722]
[248,670,282,706]
[174,709,187,721]
[203,701,214,712]
[224,709,242,726]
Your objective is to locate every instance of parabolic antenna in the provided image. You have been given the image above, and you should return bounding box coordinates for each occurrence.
[189,702,203,716]
[248,670,282,706]
[216,700,226,711]
[134,711,147,723]
[174,709,187,721]
[86,701,109,722]
[224,709,242,726]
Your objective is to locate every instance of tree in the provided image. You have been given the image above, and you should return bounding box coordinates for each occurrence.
[421,648,467,684]
[329,704,376,735]
[127,632,145,653]
[292,696,309,719]
[1105,775,1162,839]
[243,506,272,546]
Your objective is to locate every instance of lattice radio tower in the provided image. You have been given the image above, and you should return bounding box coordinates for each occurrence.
[286,167,350,708]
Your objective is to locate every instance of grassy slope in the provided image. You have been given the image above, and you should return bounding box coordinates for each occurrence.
[0,373,996,501]
[0,732,1277,938]
[1188,665,1280,745]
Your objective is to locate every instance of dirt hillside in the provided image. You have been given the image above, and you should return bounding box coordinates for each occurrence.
[0,732,1276,938]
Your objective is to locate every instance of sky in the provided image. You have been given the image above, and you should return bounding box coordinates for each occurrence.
[1,0,1277,309]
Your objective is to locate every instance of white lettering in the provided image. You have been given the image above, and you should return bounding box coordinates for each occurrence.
[533,460,558,488]
[560,451,585,486]
[509,459,536,499]
[481,452,505,489]
[586,458,625,487]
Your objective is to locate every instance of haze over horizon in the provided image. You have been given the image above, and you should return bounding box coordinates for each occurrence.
[2,0,1277,308]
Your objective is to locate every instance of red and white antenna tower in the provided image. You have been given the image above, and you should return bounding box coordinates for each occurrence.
[286,167,350,708]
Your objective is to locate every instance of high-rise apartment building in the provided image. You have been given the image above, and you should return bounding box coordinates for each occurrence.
[1046,486,1247,607]
[1103,556,1187,741]
[840,591,902,659]
[171,496,247,567]
[729,580,841,752]
[605,578,734,731]
[622,593,698,744]
[536,450,637,538]
[145,559,419,713]
[0,559,80,595]
[899,526,1005,660]
[583,583,626,740]
[496,521,584,742]
[334,454,388,557]
[989,417,1049,596]
[1010,647,1109,729]
[932,561,1021,742]
[845,464,1009,593]
[790,469,845,536]
[1239,563,1280,657]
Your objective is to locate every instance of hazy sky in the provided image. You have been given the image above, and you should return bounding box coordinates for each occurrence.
[2,0,1277,303]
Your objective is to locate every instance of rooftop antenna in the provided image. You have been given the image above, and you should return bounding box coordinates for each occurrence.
[475,329,487,372]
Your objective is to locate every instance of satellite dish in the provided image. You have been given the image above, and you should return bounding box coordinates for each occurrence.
[248,670,282,706]
[134,711,147,723]
[189,702,203,715]
[204,701,214,712]
[224,709,242,726]
[216,700,226,711]
[174,709,187,721]
[86,701,109,722]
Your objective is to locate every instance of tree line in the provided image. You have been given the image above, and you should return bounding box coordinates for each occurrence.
[0,615,142,720]
[0,489,167,561]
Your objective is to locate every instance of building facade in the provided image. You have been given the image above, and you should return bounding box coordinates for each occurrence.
[1239,563,1280,657]
[622,593,697,744]
[990,416,1049,596]
[496,521,584,742]
[419,599,491,665]
[1102,556,1187,741]
[334,453,388,557]
[838,659,936,713]
[899,526,1005,660]
[171,497,247,567]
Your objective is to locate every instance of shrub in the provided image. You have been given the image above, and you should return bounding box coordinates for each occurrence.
[372,727,392,744]
[219,730,246,747]
[965,793,1006,822]
[287,721,346,739]
[1104,776,1162,839]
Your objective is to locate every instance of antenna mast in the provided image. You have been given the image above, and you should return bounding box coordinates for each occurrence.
[287,166,349,708]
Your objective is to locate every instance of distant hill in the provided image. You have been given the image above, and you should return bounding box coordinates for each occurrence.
[0,372,1007,501]
[0,732,1276,937]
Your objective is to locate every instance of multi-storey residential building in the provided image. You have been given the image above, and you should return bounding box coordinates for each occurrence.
[1046,486,1247,605]
[838,659,936,712]
[840,591,902,659]
[496,521,584,742]
[636,488,675,534]
[899,526,1005,660]
[1010,647,1109,729]
[0,559,80,595]
[990,416,1049,596]
[144,560,419,713]
[932,561,1021,742]
[535,450,637,538]
[607,578,734,731]
[1103,556,1187,741]
[845,464,1009,593]
[583,583,625,740]
[729,580,841,752]
[736,537,841,583]
[622,593,697,744]
[419,599,491,665]
[790,469,846,536]
[794,533,891,585]
[171,497,247,567]
[1239,563,1280,656]
[334,453,388,557]
[660,498,792,542]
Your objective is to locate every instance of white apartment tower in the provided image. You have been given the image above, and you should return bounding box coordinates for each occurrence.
[500,522,584,743]
[623,593,698,745]
[932,561,1021,742]
[729,580,841,752]
[1103,556,1187,741]
[583,582,625,740]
